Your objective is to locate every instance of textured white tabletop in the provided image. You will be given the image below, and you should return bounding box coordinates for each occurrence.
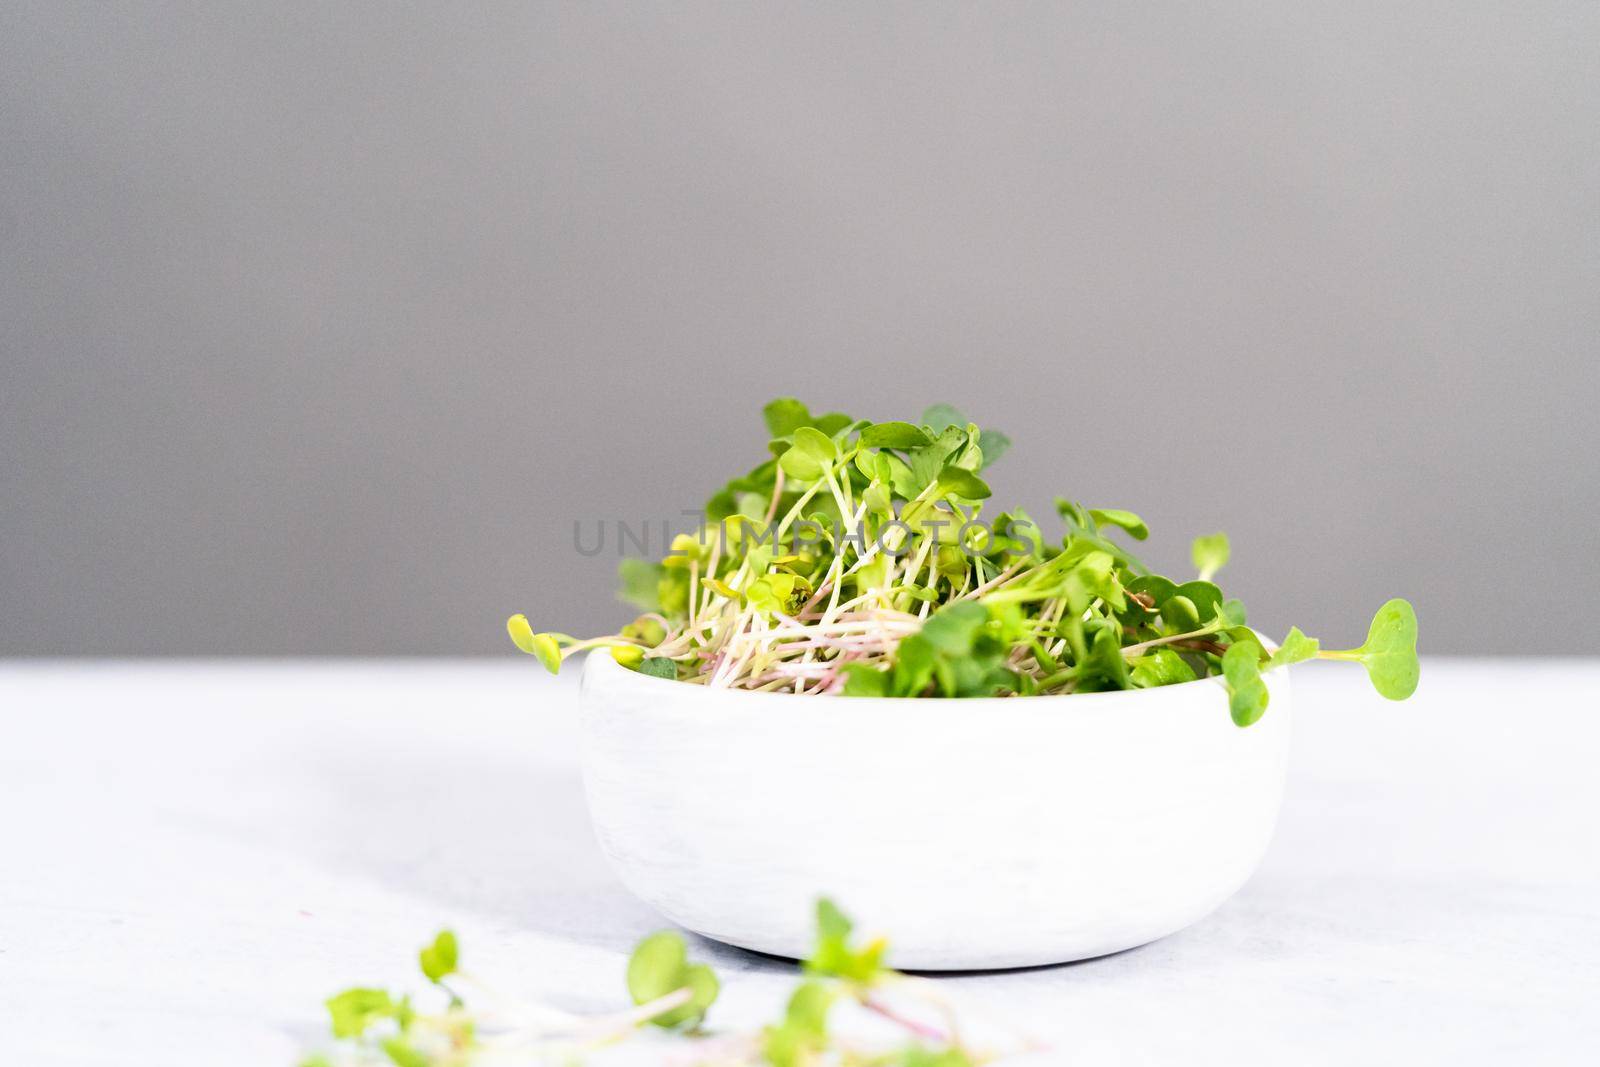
[2,659,1597,1065]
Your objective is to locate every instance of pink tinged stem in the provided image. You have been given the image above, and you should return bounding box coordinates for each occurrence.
[862,996,949,1044]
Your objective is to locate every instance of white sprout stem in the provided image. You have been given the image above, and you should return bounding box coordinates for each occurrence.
[1118,619,1224,657]
[771,477,829,542]
[763,466,785,524]
[696,530,724,621]
[557,635,648,660]
[793,489,870,691]
[575,987,694,1045]
[814,480,941,601]
[817,497,873,625]
[962,559,1024,600]
[711,611,762,688]
[686,557,701,641]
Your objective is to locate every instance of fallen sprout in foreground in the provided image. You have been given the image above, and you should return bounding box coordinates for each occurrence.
[298,901,1012,1066]
[509,400,1419,725]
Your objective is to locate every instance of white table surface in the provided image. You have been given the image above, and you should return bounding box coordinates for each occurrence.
[2,658,1597,1065]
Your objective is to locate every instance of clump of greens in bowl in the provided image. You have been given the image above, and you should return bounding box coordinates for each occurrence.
[509,400,1418,725]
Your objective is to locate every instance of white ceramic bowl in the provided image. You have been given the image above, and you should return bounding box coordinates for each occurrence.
[580,651,1291,970]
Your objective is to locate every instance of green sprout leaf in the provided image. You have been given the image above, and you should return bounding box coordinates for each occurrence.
[626,931,684,1002]
[380,1037,429,1067]
[1089,508,1149,541]
[763,397,813,437]
[418,930,458,984]
[914,601,988,654]
[840,662,891,696]
[1327,598,1420,700]
[507,615,562,674]
[920,403,967,434]
[617,558,665,612]
[762,980,836,1067]
[1127,574,1179,605]
[326,988,399,1040]
[906,428,966,491]
[1130,648,1198,688]
[1191,532,1230,581]
[779,426,839,480]
[1267,626,1320,670]
[1221,639,1270,727]
[896,1049,978,1067]
[1054,497,1150,572]
[506,612,538,654]
[860,421,933,450]
[812,411,853,436]
[701,576,741,601]
[636,657,678,680]
[934,464,991,501]
[1082,625,1132,691]
[747,572,802,615]
[793,425,838,462]
[621,614,666,647]
[677,966,719,1026]
[778,447,822,481]
[888,602,1013,698]
[805,898,888,985]
[1173,580,1224,623]
[1160,594,1200,633]
[626,931,720,1030]
[976,427,1011,469]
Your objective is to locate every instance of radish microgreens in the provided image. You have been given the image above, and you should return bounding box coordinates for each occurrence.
[299,900,991,1066]
[509,400,1419,723]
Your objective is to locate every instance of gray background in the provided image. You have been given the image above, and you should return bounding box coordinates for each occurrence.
[2,2,1596,655]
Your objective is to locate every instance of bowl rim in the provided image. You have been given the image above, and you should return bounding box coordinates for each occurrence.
[582,635,1289,713]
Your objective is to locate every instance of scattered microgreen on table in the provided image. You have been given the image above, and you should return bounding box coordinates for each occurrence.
[509,400,1419,723]
[299,901,994,1066]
